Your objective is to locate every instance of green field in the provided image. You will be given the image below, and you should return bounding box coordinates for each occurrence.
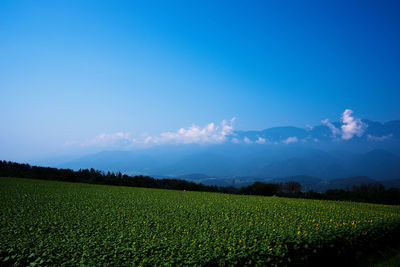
[1,177,400,266]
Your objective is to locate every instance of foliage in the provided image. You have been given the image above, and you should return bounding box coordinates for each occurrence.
[2,160,400,205]
[1,177,400,266]
[239,182,280,196]
[0,160,219,192]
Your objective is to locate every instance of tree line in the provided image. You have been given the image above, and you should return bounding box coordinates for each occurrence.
[0,160,221,192]
[1,160,400,205]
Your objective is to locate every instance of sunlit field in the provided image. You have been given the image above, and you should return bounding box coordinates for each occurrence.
[1,177,400,266]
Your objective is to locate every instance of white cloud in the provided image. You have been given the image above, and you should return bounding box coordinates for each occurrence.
[83,132,137,148]
[341,109,367,140]
[69,111,371,150]
[75,118,237,148]
[322,109,367,140]
[63,140,78,147]
[147,118,236,145]
[367,134,392,141]
[282,136,298,144]
[243,136,253,144]
[305,124,314,131]
[231,137,240,144]
[221,118,236,136]
[321,119,341,137]
[144,136,153,144]
[255,137,267,144]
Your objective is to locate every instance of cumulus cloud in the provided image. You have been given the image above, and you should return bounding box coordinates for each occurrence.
[144,136,153,144]
[341,109,367,140]
[322,109,367,140]
[75,118,237,148]
[63,140,78,147]
[305,124,314,131]
[69,111,371,150]
[282,136,298,144]
[231,136,267,145]
[231,137,240,144]
[367,134,392,141]
[255,137,267,144]
[151,118,236,144]
[321,119,341,137]
[243,136,253,144]
[83,132,137,148]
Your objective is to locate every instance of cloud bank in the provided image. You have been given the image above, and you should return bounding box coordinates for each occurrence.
[282,136,298,144]
[79,118,237,148]
[367,134,392,141]
[322,109,367,140]
[255,137,267,144]
[152,118,236,144]
[83,132,136,148]
[68,109,373,150]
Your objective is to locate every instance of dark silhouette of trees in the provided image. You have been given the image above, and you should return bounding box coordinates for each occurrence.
[282,181,302,194]
[239,182,280,196]
[0,160,216,193]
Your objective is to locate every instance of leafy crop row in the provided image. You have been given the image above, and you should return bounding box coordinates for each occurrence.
[1,177,400,266]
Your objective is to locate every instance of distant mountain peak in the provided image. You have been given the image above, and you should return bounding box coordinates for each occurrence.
[53,117,400,182]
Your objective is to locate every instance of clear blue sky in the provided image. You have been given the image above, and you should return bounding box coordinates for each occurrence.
[1,0,400,160]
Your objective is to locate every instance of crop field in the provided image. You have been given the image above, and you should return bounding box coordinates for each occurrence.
[1,177,400,266]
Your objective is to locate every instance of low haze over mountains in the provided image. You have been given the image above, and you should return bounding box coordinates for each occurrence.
[56,117,400,184]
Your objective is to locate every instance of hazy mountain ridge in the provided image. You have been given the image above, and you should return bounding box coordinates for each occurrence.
[56,119,400,181]
[234,119,400,145]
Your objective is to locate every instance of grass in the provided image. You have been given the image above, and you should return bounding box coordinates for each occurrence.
[1,177,400,266]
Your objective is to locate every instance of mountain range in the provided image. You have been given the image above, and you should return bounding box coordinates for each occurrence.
[54,119,400,185]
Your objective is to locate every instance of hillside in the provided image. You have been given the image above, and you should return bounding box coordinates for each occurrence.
[2,177,400,266]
